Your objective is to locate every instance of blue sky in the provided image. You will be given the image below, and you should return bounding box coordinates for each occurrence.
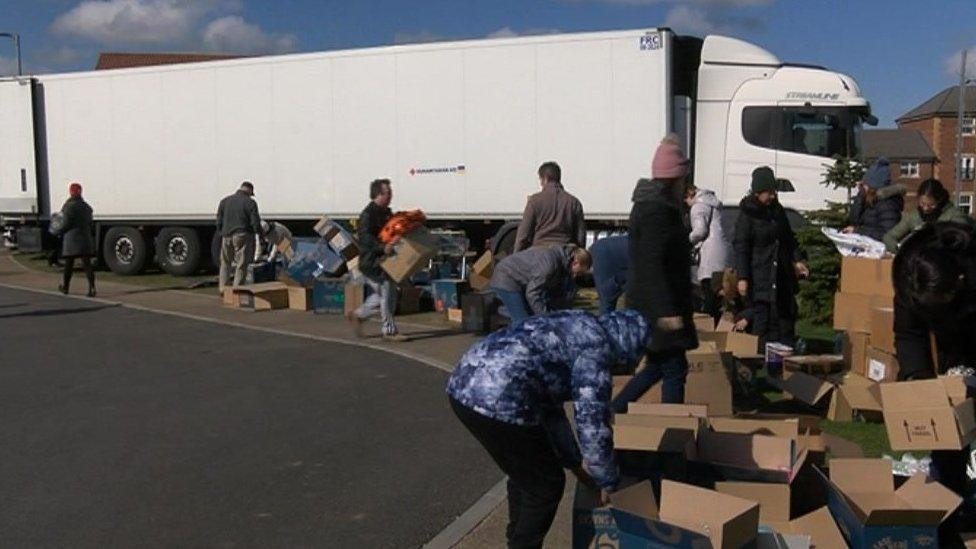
[1,0,974,127]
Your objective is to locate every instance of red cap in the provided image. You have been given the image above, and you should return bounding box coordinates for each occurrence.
[69,182,82,197]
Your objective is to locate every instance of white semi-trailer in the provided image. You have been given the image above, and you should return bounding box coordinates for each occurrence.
[0,27,874,275]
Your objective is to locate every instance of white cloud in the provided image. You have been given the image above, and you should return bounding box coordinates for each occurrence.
[201,15,297,54]
[663,4,764,35]
[50,0,229,45]
[37,45,86,67]
[486,27,562,39]
[0,55,17,76]
[945,45,976,79]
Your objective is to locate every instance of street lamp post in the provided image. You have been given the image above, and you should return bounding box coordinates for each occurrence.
[0,32,22,76]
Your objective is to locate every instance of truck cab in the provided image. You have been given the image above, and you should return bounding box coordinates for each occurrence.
[693,35,873,210]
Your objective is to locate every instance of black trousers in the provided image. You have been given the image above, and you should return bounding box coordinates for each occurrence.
[450,398,566,549]
[63,256,95,292]
[700,277,721,325]
[752,300,796,350]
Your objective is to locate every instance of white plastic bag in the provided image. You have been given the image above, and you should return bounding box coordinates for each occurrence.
[821,227,886,258]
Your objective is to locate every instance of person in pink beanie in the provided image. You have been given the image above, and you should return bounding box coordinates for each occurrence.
[612,135,698,412]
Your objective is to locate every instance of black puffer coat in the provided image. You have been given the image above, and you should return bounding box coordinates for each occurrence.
[58,196,95,258]
[850,185,906,242]
[734,195,802,313]
[625,178,698,352]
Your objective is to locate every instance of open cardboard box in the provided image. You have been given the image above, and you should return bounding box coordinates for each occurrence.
[826,373,883,422]
[610,480,760,549]
[880,377,976,451]
[611,345,733,416]
[468,250,494,291]
[693,428,808,484]
[715,481,846,548]
[723,412,864,462]
[784,354,845,376]
[768,370,837,407]
[817,458,962,549]
[614,403,708,454]
[381,226,440,283]
[223,282,290,311]
[698,330,761,359]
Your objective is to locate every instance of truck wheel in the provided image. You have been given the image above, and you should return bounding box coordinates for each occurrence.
[156,227,202,276]
[103,226,147,275]
[491,222,520,260]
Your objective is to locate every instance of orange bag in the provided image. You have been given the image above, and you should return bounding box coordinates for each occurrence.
[379,210,427,244]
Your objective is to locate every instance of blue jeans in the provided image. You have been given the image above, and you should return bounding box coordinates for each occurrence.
[611,349,689,414]
[595,277,625,315]
[492,287,532,324]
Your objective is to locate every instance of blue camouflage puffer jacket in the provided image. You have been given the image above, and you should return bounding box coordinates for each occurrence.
[446,309,649,490]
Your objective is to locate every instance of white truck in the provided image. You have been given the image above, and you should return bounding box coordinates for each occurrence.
[0,27,874,275]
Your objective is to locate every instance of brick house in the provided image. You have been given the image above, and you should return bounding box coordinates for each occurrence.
[896,84,976,215]
[862,128,937,209]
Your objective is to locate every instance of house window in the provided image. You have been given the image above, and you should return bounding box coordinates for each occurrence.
[899,161,919,178]
[958,193,973,215]
[963,117,976,136]
[961,156,976,181]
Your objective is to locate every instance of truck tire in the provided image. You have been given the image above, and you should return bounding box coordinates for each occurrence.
[490,222,520,260]
[103,226,147,275]
[156,226,202,276]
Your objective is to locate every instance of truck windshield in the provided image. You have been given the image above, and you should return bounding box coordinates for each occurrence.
[742,106,863,158]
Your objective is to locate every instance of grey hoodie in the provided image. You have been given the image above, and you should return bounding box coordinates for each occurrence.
[688,188,731,282]
[490,245,575,315]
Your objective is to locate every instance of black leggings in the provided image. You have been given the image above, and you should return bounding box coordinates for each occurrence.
[450,398,565,549]
[63,256,95,292]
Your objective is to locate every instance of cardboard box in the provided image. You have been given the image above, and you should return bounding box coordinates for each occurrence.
[826,373,883,422]
[869,307,895,355]
[344,281,365,316]
[694,429,807,484]
[817,459,962,549]
[843,332,871,377]
[468,250,494,291]
[287,286,312,311]
[610,480,760,549]
[840,256,894,298]
[613,413,702,454]
[397,283,422,315]
[313,216,342,240]
[697,330,760,358]
[784,354,845,376]
[724,412,864,461]
[626,403,709,417]
[880,378,976,451]
[708,417,801,439]
[345,255,360,274]
[693,313,715,332]
[447,308,463,323]
[865,347,899,382]
[329,230,359,261]
[223,282,290,311]
[571,484,618,549]
[715,482,846,549]
[381,227,440,283]
[311,278,346,313]
[431,278,468,312]
[768,370,836,407]
[833,292,890,333]
[629,347,734,416]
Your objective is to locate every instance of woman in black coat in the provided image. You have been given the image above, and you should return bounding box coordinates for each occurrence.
[893,222,976,524]
[56,183,96,297]
[612,137,697,412]
[734,167,808,352]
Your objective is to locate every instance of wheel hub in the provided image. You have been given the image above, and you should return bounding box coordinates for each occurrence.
[167,235,188,264]
[115,236,134,264]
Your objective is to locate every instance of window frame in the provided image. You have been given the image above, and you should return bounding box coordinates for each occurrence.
[962,117,976,136]
[899,161,920,178]
[958,193,973,215]
[960,155,976,181]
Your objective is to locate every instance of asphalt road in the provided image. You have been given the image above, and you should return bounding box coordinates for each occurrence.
[0,286,498,548]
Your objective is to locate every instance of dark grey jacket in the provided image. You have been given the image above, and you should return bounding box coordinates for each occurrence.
[490,245,574,315]
[58,196,95,258]
[216,190,261,238]
[514,182,586,252]
[850,184,906,242]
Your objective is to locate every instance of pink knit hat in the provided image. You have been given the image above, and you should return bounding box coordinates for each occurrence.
[651,142,689,180]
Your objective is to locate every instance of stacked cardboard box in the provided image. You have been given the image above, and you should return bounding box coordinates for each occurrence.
[833,257,898,381]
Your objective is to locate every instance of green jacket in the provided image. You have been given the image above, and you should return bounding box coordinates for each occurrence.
[883,205,973,252]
